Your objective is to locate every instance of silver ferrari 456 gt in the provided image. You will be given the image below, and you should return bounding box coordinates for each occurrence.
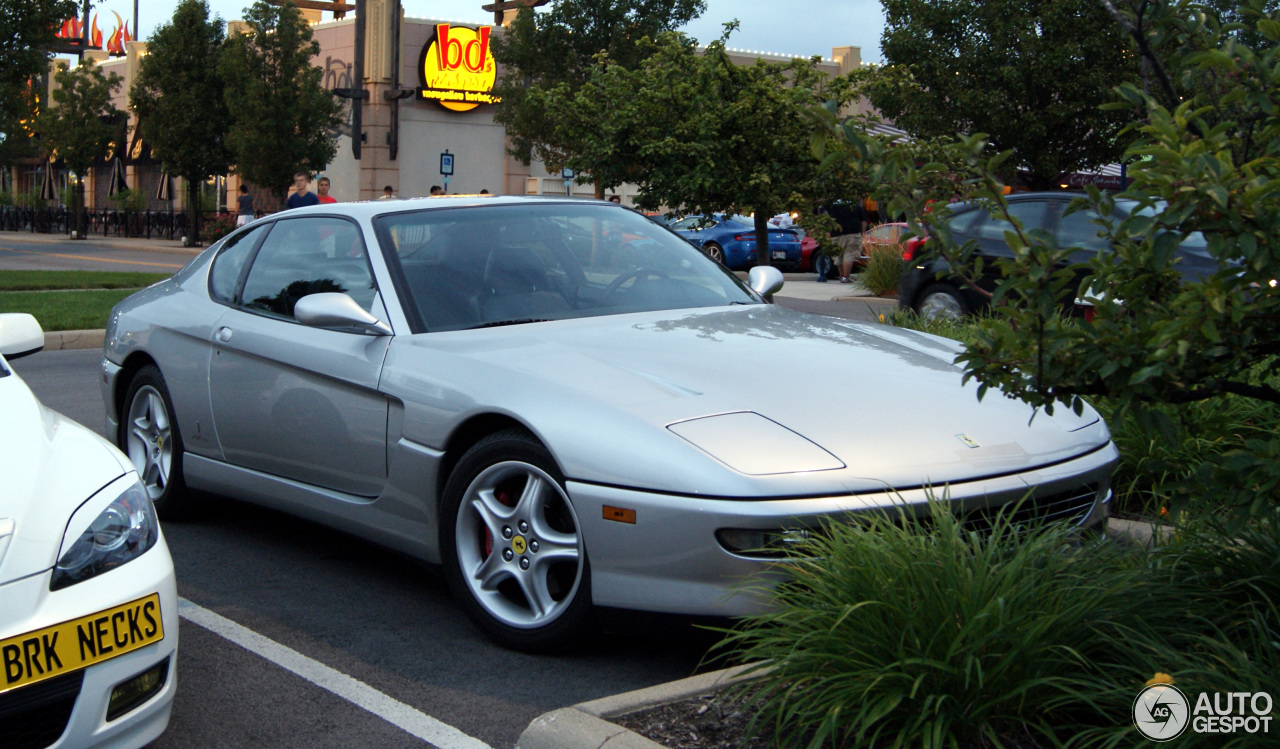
[101,196,1117,651]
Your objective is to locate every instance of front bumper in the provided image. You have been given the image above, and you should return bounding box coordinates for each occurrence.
[0,535,178,748]
[570,442,1117,617]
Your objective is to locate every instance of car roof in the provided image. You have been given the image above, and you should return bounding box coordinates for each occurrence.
[272,194,619,222]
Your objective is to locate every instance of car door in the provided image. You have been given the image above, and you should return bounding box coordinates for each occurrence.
[948,199,1053,295]
[208,215,392,498]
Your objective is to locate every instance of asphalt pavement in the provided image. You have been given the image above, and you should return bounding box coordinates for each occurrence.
[0,231,199,272]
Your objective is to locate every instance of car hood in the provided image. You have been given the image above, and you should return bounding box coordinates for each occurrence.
[0,364,129,584]
[397,305,1107,495]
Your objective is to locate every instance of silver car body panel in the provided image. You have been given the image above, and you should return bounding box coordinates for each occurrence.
[101,196,1119,617]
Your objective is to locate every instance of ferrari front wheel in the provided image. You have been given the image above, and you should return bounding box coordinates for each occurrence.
[440,430,591,652]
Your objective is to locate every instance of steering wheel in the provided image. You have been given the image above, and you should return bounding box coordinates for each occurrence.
[603,267,670,297]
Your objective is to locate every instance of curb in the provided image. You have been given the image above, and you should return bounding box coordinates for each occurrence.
[43,329,105,351]
[515,665,759,749]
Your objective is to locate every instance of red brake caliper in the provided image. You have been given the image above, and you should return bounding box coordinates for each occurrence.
[483,489,513,557]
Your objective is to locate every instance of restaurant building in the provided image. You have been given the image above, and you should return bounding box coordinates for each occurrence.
[11,1,868,213]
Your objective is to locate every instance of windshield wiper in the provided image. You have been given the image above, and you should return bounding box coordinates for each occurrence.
[468,318,553,329]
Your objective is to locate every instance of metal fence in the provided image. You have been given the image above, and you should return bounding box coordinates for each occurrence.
[0,207,214,241]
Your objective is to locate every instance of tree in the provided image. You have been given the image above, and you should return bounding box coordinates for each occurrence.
[820,0,1280,520]
[0,0,76,149]
[38,61,123,238]
[131,0,231,245]
[543,29,854,264]
[872,0,1141,189]
[219,0,341,198]
[491,0,706,190]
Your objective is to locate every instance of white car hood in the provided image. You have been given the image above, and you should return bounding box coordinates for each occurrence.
[0,362,129,584]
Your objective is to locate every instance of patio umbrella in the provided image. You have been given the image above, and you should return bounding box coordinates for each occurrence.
[155,172,173,202]
[107,157,128,196]
[39,163,57,201]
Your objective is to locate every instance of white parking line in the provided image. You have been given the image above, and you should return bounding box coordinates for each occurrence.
[178,598,492,749]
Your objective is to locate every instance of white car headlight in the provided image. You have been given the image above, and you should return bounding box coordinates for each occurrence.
[51,480,158,591]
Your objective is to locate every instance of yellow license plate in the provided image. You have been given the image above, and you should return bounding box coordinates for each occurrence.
[0,593,163,694]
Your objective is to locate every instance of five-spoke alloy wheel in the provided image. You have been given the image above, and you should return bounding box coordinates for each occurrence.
[120,364,188,517]
[441,430,591,652]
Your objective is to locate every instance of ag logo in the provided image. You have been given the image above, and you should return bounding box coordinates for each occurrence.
[1133,683,1190,741]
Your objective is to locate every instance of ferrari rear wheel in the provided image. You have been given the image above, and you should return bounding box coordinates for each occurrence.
[441,429,591,652]
[120,365,190,518]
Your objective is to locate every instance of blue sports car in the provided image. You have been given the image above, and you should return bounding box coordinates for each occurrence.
[670,214,802,270]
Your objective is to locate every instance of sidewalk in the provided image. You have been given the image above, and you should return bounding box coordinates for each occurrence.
[0,230,201,256]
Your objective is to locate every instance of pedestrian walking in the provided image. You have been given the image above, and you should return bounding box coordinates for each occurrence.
[287,172,320,209]
[316,176,337,204]
[823,200,868,283]
[235,185,254,226]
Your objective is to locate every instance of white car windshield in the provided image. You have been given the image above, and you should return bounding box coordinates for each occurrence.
[374,203,761,332]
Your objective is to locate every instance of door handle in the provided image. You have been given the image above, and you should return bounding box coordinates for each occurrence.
[216,327,233,343]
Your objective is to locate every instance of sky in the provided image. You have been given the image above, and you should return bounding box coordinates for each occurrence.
[89,0,886,63]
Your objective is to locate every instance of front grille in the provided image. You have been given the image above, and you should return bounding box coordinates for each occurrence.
[0,669,84,749]
[961,483,1100,533]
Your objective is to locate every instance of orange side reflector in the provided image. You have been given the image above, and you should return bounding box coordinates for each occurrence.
[603,506,636,524]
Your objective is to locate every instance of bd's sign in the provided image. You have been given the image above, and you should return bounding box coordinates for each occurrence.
[418,24,500,112]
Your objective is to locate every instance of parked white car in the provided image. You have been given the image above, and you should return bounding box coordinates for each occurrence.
[0,313,177,748]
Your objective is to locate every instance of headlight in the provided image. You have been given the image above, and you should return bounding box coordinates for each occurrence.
[51,481,158,591]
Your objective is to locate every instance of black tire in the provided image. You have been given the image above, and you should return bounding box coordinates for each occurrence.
[704,242,725,264]
[914,282,968,322]
[119,364,191,518]
[440,429,593,652]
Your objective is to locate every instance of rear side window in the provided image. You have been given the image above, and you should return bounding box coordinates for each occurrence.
[964,201,1050,241]
[209,224,269,303]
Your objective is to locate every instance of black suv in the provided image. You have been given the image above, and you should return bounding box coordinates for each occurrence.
[898,193,1218,320]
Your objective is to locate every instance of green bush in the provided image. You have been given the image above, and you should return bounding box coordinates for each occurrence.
[107,187,148,212]
[719,504,1280,748]
[860,245,904,296]
[886,312,1280,519]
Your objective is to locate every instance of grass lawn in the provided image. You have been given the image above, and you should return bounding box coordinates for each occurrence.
[0,289,139,331]
[0,270,170,291]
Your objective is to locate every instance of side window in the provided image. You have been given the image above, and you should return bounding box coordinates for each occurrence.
[209,223,270,303]
[240,217,376,321]
[1056,207,1110,251]
[967,201,1049,241]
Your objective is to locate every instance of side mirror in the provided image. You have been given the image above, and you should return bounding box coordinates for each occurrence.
[0,313,44,360]
[294,293,392,336]
[748,265,785,300]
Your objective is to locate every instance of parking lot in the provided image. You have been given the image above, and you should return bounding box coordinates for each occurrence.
[3,233,893,747]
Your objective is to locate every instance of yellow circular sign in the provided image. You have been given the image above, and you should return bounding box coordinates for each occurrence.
[511,535,527,555]
[420,23,499,113]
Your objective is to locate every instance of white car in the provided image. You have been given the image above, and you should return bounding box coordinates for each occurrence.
[0,314,177,748]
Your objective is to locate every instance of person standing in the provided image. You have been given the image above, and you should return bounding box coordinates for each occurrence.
[379,185,396,200]
[429,185,444,196]
[316,176,337,204]
[286,172,320,209]
[235,185,254,226]
[826,200,867,283]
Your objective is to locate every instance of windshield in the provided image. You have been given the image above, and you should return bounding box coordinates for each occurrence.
[374,203,760,332]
